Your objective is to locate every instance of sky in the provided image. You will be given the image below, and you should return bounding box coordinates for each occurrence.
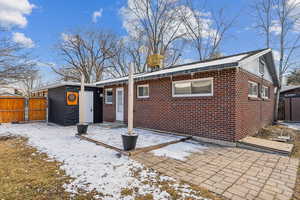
[0,0,278,83]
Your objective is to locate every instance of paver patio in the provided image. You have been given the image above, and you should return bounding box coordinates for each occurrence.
[133,144,299,200]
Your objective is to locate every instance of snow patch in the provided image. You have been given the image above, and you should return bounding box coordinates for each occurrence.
[281,123,300,131]
[152,141,207,161]
[0,123,208,200]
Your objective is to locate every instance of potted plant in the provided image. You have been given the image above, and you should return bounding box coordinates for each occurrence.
[122,63,138,150]
[77,73,88,135]
[77,122,88,135]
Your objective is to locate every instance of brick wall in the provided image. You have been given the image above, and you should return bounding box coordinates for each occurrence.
[102,67,275,142]
[235,69,275,141]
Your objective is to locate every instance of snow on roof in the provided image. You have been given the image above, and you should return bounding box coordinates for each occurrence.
[96,53,249,86]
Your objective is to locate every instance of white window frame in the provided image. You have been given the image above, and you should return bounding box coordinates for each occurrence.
[105,88,113,104]
[259,59,265,75]
[248,81,258,98]
[261,85,269,99]
[137,84,149,98]
[172,77,214,97]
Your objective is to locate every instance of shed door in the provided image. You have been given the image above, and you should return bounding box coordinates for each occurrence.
[80,91,94,123]
[116,87,124,121]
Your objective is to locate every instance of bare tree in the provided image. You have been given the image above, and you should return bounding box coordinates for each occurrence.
[53,30,119,83]
[121,0,186,68]
[252,0,273,48]
[0,31,36,85]
[287,68,300,85]
[19,69,41,97]
[252,0,300,120]
[180,0,236,60]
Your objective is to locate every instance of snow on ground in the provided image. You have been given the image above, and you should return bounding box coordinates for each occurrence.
[151,141,208,161]
[87,126,184,149]
[0,123,208,200]
[281,123,300,131]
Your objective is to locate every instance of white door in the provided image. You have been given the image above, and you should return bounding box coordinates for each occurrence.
[116,87,124,121]
[80,91,94,123]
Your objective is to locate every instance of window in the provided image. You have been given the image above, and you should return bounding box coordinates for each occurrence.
[172,78,213,97]
[259,59,265,74]
[105,88,113,104]
[248,81,258,98]
[137,84,149,98]
[261,86,269,99]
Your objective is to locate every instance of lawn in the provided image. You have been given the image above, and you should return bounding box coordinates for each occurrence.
[0,123,214,200]
[0,136,103,200]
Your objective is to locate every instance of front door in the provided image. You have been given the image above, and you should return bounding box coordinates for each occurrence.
[80,91,94,123]
[116,87,124,121]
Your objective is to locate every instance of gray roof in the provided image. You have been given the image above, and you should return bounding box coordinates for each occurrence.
[32,81,100,92]
[95,48,279,87]
[281,85,300,93]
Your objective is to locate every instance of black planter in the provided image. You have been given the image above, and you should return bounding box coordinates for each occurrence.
[77,123,88,135]
[122,134,138,151]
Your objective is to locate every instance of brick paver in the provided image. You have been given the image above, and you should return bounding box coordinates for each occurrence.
[132,144,299,200]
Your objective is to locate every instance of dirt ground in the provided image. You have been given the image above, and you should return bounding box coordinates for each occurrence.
[256,125,300,200]
[0,136,105,200]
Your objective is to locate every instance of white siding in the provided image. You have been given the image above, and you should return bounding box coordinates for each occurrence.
[240,57,273,83]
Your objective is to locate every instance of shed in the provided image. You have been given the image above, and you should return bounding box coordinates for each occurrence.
[37,82,103,126]
[280,85,300,122]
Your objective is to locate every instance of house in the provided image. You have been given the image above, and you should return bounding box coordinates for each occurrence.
[32,82,103,126]
[279,85,300,122]
[0,86,23,97]
[95,48,279,144]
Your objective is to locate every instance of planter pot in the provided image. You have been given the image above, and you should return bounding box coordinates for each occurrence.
[77,123,88,135]
[122,134,138,151]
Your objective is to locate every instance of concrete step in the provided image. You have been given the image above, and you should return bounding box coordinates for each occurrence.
[237,136,294,156]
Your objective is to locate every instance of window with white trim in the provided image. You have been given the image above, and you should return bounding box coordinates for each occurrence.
[172,78,213,97]
[137,84,149,98]
[261,86,269,99]
[105,88,113,104]
[248,81,258,98]
[259,59,265,74]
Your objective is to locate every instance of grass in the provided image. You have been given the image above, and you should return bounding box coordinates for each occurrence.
[0,136,104,200]
[130,166,223,200]
[255,125,300,200]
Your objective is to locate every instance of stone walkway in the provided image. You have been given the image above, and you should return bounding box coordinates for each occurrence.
[132,144,299,200]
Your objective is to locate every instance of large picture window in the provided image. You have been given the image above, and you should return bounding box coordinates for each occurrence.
[172,78,213,97]
[248,81,258,98]
[137,84,149,98]
[105,88,113,104]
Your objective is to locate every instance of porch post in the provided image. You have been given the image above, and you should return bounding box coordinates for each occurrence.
[128,63,134,134]
[79,73,85,124]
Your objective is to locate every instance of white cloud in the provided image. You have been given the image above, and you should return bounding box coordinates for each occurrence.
[92,9,103,23]
[270,20,281,35]
[272,49,280,62]
[0,0,35,28]
[120,0,216,42]
[12,32,34,48]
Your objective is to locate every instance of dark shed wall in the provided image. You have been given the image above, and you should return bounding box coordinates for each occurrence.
[48,86,66,125]
[64,86,79,126]
[48,86,103,126]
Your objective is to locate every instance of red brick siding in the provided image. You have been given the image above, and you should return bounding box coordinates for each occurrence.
[102,67,275,142]
[104,69,237,141]
[235,69,275,141]
[103,88,116,122]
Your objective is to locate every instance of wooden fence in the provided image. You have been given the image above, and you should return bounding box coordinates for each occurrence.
[0,96,47,123]
[0,96,25,123]
[28,97,47,121]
